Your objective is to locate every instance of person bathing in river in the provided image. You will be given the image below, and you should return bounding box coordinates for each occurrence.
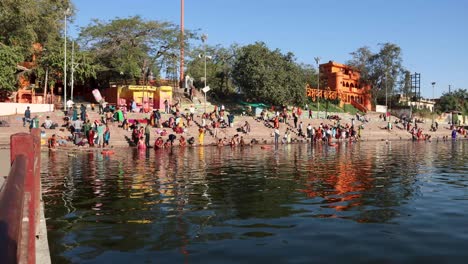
[154,137,164,149]
[48,134,58,149]
[137,136,146,150]
[230,134,239,147]
[179,136,187,147]
[188,137,195,146]
[103,125,110,147]
[198,128,205,145]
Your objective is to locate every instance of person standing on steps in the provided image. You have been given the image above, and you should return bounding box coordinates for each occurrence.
[164,99,170,114]
[293,112,298,128]
[80,104,87,121]
[23,106,31,127]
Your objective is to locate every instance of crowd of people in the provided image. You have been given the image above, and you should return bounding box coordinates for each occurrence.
[20,100,466,151]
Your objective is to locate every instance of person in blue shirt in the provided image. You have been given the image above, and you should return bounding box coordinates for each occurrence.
[451,129,457,140]
[23,106,31,127]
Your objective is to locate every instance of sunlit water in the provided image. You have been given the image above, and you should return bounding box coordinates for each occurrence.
[42,141,468,264]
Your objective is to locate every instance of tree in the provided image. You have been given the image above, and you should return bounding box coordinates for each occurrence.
[347,46,373,81]
[0,0,75,95]
[299,63,318,88]
[436,89,468,114]
[79,16,195,85]
[186,44,239,97]
[0,0,74,57]
[232,42,306,106]
[347,43,404,106]
[398,70,412,98]
[0,43,24,91]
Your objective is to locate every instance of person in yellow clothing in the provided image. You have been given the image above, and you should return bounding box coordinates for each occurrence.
[198,128,205,145]
[178,118,185,128]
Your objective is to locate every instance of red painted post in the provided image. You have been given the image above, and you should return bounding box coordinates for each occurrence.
[30,128,41,229]
[0,155,27,264]
[10,133,35,264]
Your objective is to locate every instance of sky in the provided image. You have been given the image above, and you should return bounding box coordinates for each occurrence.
[70,0,468,98]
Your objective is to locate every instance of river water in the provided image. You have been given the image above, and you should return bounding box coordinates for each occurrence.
[42,141,468,264]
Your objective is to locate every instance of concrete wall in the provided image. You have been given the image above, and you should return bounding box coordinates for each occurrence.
[375,105,387,113]
[0,103,54,116]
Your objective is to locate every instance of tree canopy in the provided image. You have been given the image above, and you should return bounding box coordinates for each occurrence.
[0,44,24,91]
[347,43,405,105]
[0,0,73,56]
[186,44,239,97]
[0,0,75,92]
[78,16,195,85]
[232,42,307,106]
[436,89,468,115]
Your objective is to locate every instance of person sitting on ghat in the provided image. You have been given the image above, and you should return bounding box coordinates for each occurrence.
[242,121,251,134]
[42,116,58,129]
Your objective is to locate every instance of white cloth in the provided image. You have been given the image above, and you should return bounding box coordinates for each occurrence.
[44,119,53,129]
[73,120,83,130]
[66,100,74,108]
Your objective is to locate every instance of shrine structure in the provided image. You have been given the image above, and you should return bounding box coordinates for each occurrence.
[5,43,58,104]
[307,61,372,112]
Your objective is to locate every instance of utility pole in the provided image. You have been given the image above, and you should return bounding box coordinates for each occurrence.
[431,82,436,125]
[180,0,184,85]
[314,57,320,118]
[71,41,75,101]
[385,71,388,117]
[63,9,69,111]
[201,34,208,113]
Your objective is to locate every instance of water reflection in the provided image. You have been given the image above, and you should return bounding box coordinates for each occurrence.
[42,141,468,264]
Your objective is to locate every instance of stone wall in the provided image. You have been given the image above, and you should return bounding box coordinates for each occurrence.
[0,103,55,116]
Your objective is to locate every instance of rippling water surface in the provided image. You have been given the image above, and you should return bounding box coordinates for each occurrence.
[42,141,468,264]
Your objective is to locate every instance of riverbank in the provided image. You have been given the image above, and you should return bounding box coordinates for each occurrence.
[0,109,463,150]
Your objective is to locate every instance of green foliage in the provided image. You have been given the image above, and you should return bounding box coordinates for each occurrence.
[79,16,195,84]
[0,0,76,92]
[399,70,412,98]
[347,43,405,105]
[436,89,468,115]
[232,42,306,106]
[0,0,74,57]
[0,44,24,91]
[186,44,239,96]
[412,107,433,119]
[343,104,361,115]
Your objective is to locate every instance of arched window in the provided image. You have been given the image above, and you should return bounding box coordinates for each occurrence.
[346,82,349,87]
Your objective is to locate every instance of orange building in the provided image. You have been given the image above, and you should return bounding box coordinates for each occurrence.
[307,61,372,112]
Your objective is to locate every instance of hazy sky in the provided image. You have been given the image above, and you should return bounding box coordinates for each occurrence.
[70,0,468,98]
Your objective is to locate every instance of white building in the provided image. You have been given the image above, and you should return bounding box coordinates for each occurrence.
[396,94,435,112]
